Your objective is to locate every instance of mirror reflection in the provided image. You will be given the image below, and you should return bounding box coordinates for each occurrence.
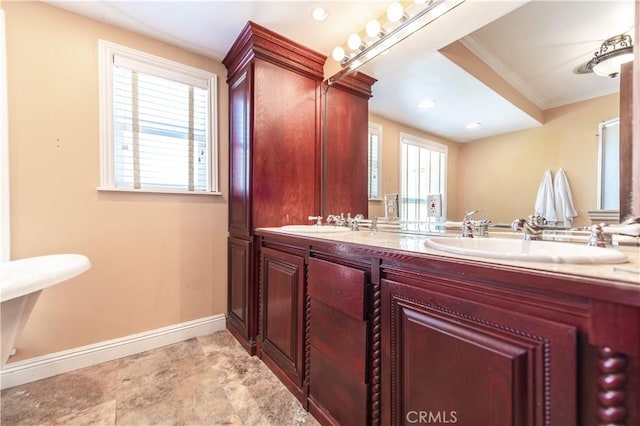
[333,0,634,228]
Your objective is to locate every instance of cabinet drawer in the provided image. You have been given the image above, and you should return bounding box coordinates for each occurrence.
[310,299,367,381]
[308,257,365,320]
[309,346,367,426]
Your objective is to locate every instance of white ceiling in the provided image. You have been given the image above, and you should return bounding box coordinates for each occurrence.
[47,0,635,143]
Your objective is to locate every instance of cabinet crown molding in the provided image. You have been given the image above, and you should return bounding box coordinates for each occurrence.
[223,21,326,82]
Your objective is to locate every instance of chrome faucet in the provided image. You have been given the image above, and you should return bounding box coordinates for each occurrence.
[327,214,346,227]
[588,216,640,247]
[349,214,365,231]
[511,215,545,240]
[461,210,489,237]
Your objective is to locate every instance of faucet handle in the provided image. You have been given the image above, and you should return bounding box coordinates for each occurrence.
[588,224,607,247]
[461,220,475,238]
[308,215,323,226]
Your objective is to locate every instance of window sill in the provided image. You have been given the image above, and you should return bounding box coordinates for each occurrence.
[97,187,222,196]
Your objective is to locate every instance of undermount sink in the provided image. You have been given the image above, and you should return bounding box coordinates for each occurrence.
[424,237,628,264]
[280,225,352,234]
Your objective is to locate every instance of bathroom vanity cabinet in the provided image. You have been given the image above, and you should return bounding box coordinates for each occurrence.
[253,229,640,426]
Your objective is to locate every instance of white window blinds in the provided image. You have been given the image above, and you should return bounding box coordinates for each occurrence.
[368,122,382,199]
[400,134,446,222]
[99,40,218,194]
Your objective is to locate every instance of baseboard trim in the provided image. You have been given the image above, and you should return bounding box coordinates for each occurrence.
[0,313,226,390]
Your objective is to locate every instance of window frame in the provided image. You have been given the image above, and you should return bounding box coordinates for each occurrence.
[368,121,383,200]
[398,132,447,221]
[596,117,619,211]
[97,39,220,195]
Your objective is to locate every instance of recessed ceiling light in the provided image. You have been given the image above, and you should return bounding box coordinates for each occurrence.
[465,121,481,129]
[418,99,436,109]
[311,7,328,21]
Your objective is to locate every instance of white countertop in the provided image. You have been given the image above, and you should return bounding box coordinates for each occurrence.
[259,227,640,289]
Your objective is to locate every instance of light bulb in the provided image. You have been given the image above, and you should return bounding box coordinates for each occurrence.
[366,19,381,37]
[387,2,405,23]
[347,33,362,50]
[332,46,345,62]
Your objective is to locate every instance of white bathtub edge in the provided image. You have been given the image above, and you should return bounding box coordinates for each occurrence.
[0,313,226,390]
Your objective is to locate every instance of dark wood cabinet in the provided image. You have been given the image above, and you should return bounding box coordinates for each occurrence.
[324,73,377,217]
[308,257,369,425]
[381,278,578,426]
[253,230,639,426]
[223,22,376,357]
[226,236,254,353]
[260,247,306,400]
[223,22,326,353]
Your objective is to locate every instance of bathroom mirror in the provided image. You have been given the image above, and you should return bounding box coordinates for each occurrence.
[325,0,636,228]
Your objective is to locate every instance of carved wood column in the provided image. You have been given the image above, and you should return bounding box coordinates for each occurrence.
[597,347,629,426]
[590,301,640,426]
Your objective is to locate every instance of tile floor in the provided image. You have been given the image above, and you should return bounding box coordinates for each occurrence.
[1,329,320,425]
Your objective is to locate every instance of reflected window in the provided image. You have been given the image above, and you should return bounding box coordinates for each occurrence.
[400,133,446,221]
[368,122,382,200]
[597,118,619,210]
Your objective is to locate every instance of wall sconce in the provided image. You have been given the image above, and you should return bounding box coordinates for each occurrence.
[330,0,464,76]
[586,34,634,78]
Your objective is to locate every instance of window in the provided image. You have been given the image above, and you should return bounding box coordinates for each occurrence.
[368,122,382,199]
[98,40,219,194]
[399,133,446,222]
[597,118,619,210]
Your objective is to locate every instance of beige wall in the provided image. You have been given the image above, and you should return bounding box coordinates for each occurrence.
[3,1,229,362]
[368,112,460,219]
[458,93,619,228]
[371,93,619,228]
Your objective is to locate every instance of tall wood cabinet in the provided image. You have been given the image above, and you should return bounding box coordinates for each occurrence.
[223,22,376,356]
[223,21,326,354]
[324,73,377,217]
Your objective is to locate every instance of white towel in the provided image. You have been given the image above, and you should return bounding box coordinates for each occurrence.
[534,170,557,223]
[554,168,577,227]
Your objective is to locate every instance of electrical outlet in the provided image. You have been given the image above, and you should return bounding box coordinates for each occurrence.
[384,193,399,219]
[427,194,442,217]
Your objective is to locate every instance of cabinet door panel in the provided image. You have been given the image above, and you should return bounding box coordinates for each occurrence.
[382,279,577,426]
[261,247,305,387]
[310,346,368,426]
[308,257,365,320]
[228,71,251,235]
[227,237,252,341]
[309,298,367,381]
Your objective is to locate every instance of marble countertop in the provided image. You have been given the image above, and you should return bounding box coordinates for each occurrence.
[258,227,640,289]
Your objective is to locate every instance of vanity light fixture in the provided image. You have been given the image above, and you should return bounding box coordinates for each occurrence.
[586,34,633,78]
[330,0,465,80]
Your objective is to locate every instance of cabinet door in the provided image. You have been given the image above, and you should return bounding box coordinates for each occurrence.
[228,70,251,236]
[382,279,577,426]
[261,247,306,394]
[308,257,368,425]
[227,236,255,354]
